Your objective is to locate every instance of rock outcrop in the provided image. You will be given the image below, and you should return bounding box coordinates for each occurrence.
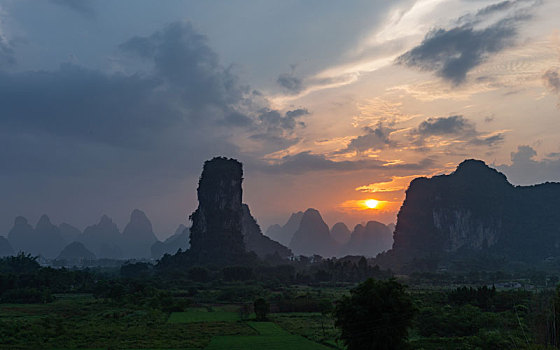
[56,241,96,262]
[383,159,560,270]
[242,204,292,259]
[79,215,123,259]
[289,208,338,257]
[0,236,14,257]
[188,157,248,264]
[265,211,304,246]
[121,209,158,258]
[331,222,351,244]
[151,224,189,259]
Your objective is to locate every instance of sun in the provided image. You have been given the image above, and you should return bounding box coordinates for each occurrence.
[365,199,379,209]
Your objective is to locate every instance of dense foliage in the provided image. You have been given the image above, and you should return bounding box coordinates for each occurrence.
[334,278,416,349]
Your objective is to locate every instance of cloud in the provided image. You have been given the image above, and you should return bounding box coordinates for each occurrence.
[410,115,504,147]
[415,115,475,136]
[277,72,304,94]
[120,22,249,115]
[496,145,560,185]
[259,151,434,174]
[0,21,304,183]
[397,0,538,84]
[50,0,95,18]
[249,108,308,150]
[336,122,396,154]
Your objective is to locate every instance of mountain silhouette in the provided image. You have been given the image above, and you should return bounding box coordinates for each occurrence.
[264,211,304,246]
[331,222,351,244]
[8,215,66,258]
[79,215,123,259]
[8,216,35,255]
[151,224,189,259]
[289,208,338,257]
[343,221,392,257]
[57,241,96,262]
[242,204,292,258]
[381,159,560,270]
[188,157,250,264]
[121,209,158,258]
[59,223,82,244]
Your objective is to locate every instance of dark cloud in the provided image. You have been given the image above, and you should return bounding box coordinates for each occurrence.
[416,115,475,136]
[277,72,304,94]
[496,145,560,185]
[249,108,308,150]
[0,21,306,184]
[397,1,537,84]
[259,152,434,174]
[120,22,249,116]
[50,0,95,18]
[336,123,396,154]
[411,115,504,147]
[470,133,505,146]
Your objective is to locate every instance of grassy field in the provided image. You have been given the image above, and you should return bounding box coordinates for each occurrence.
[0,295,337,350]
[205,321,332,350]
[168,307,241,323]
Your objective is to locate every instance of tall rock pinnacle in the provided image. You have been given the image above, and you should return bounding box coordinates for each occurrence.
[188,157,247,264]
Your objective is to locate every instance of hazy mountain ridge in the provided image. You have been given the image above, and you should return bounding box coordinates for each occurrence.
[273,208,393,258]
[265,211,304,246]
[57,242,96,262]
[242,204,292,259]
[151,224,189,259]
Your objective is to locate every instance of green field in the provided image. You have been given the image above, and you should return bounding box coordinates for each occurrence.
[205,322,332,350]
[168,308,241,323]
[0,296,336,350]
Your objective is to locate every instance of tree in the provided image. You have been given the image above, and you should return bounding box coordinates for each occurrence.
[334,278,415,350]
[254,298,269,321]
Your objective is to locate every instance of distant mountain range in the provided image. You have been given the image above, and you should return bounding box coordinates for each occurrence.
[4,209,170,261]
[265,208,394,258]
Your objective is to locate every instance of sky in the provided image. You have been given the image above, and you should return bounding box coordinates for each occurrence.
[0,0,559,239]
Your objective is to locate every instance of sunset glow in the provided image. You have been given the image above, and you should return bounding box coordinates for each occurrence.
[365,199,379,209]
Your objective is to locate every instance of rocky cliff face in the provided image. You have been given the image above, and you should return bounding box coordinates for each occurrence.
[122,209,158,258]
[289,208,338,257]
[242,204,292,259]
[386,159,560,270]
[188,157,247,264]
